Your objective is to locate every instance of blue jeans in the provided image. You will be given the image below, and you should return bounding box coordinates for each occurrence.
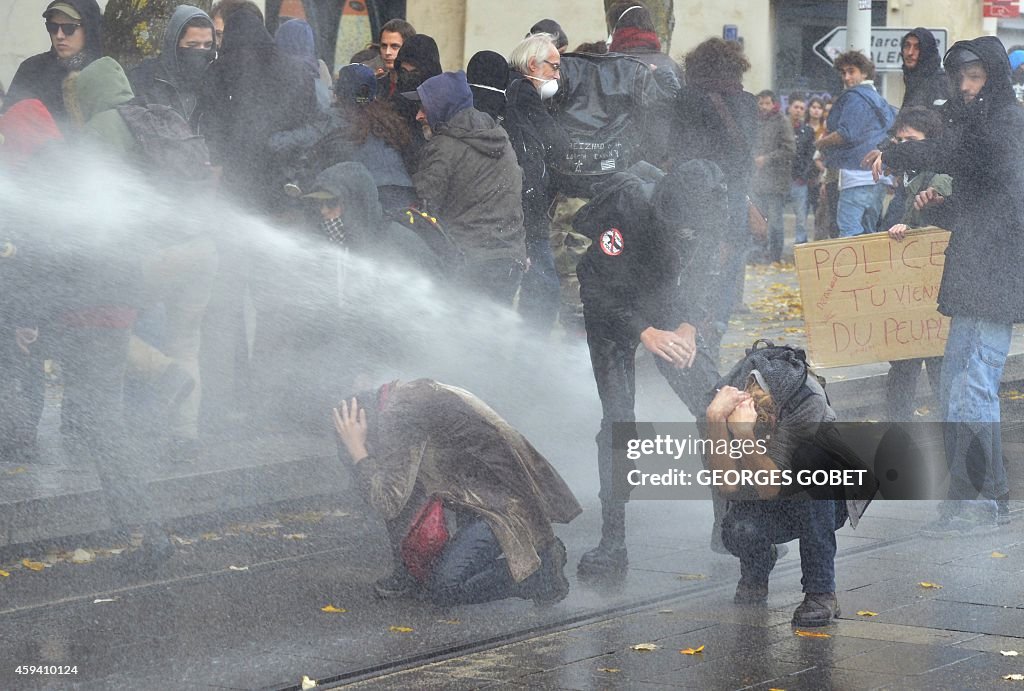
[939,316,1012,516]
[722,499,848,593]
[789,182,809,244]
[837,183,886,237]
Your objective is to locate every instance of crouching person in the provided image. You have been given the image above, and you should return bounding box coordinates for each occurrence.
[706,341,872,627]
[332,379,582,606]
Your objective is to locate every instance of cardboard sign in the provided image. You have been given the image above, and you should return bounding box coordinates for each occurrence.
[794,228,951,368]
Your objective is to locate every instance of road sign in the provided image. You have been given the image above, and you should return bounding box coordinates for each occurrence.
[813,27,948,72]
[984,0,1020,19]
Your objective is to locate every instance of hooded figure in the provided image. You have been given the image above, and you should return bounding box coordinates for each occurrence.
[128,5,215,122]
[879,36,1023,533]
[466,50,509,123]
[408,72,526,286]
[338,379,581,594]
[194,8,317,211]
[5,0,103,124]
[274,19,331,110]
[69,56,138,155]
[572,159,726,580]
[900,27,950,110]
[393,34,443,95]
[303,161,438,275]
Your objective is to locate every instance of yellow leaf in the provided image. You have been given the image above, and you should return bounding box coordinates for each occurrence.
[631,643,658,651]
[200,532,221,541]
[794,630,832,638]
[301,675,317,689]
[1004,674,1024,681]
[21,559,45,571]
[0,570,9,577]
[856,611,878,617]
[6,467,26,475]
[679,644,705,655]
[919,582,943,589]
[598,668,621,673]
[389,626,413,633]
[283,533,307,540]
[1001,651,1020,656]
[677,573,707,581]
[658,609,674,614]
[320,605,346,613]
[993,552,1009,559]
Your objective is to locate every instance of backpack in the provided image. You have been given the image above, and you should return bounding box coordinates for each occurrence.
[387,207,464,270]
[116,103,212,185]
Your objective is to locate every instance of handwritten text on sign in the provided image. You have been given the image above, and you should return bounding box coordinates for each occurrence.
[794,228,951,368]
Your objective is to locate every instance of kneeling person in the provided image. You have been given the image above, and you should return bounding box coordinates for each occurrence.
[707,343,871,627]
[333,379,581,605]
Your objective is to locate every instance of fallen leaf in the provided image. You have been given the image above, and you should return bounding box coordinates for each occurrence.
[70,549,94,564]
[301,675,317,689]
[93,598,117,604]
[913,406,931,417]
[677,573,707,581]
[631,643,658,651]
[794,630,832,638]
[228,565,249,571]
[1001,651,1021,657]
[200,532,221,541]
[0,570,8,577]
[171,536,195,546]
[389,626,413,633]
[856,611,878,617]
[993,552,1009,559]
[658,609,674,614]
[283,533,308,540]
[679,645,705,655]
[769,689,786,691]
[1004,674,1024,681]
[598,668,621,673]
[21,559,45,571]
[320,605,347,613]
[5,467,27,475]
[919,582,943,589]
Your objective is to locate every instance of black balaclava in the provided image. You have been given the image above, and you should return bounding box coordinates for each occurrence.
[467,50,508,122]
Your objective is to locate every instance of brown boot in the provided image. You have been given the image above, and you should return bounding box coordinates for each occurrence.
[792,592,840,627]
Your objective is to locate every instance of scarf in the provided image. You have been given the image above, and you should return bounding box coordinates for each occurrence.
[610,27,661,53]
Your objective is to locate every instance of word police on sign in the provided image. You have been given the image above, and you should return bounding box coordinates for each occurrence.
[813,27,948,72]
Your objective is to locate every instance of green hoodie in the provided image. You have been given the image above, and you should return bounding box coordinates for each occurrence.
[73,56,137,154]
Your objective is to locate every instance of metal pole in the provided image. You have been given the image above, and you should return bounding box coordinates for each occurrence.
[847,0,872,56]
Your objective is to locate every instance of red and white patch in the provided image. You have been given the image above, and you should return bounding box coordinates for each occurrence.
[600,228,624,256]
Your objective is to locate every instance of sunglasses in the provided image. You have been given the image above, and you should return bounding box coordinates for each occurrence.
[45,21,82,37]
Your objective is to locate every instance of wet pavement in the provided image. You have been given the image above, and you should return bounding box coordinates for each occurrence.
[2,259,1024,689]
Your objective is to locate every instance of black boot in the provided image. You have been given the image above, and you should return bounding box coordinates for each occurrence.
[577,502,627,579]
[518,537,570,604]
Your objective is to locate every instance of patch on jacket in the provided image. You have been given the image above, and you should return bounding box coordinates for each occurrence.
[599,228,624,256]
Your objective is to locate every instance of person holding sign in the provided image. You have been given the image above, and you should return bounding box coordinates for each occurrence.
[876,37,1023,534]
[882,107,952,422]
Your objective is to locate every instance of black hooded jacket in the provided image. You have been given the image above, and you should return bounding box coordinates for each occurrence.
[901,28,950,110]
[881,36,1024,323]
[195,9,317,210]
[128,5,214,122]
[4,0,103,124]
[574,160,727,336]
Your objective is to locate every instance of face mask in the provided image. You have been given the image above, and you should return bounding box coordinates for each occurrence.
[396,69,424,94]
[526,75,559,100]
[177,48,213,83]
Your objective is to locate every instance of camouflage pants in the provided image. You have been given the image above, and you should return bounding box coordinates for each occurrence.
[548,195,590,333]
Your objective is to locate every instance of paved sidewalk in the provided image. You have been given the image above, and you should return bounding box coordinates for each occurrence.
[338,502,1024,690]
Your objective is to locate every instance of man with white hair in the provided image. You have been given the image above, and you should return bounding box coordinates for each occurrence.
[505,33,570,332]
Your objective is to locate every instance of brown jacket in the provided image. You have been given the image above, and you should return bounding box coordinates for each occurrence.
[351,379,581,582]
